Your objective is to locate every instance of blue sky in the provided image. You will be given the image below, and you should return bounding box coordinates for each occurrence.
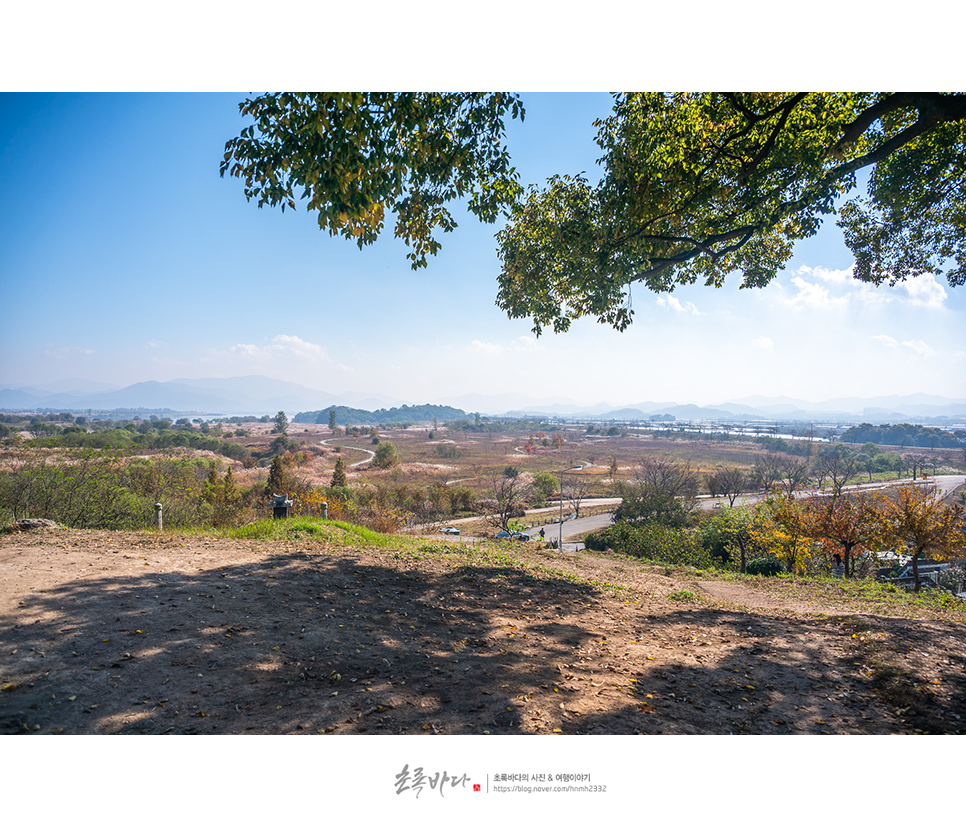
[2,91,964,407]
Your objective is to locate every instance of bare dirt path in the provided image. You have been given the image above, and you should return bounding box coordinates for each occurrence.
[2,528,964,735]
[319,439,375,468]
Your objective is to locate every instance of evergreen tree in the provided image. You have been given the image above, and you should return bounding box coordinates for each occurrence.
[202,462,220,505]
[331,456,347,488]
[223,466,239,503]
[266,454,287,496]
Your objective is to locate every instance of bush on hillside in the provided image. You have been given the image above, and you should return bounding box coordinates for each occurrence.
[585,521,710,568]
[745,555,785,576]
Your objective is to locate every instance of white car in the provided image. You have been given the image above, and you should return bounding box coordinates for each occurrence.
[440,526,461,535]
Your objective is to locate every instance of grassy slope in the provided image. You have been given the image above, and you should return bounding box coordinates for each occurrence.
[221,518,966,623]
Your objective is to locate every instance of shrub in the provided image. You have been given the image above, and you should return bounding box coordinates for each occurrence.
[585,521,710,568]
[373,442,399,468]
[746,555,785,576]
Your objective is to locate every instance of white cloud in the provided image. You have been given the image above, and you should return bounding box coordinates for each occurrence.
[755,336,774,350]
[872,334,938,356]
[471,339,503,355]
[798,265,853,285]
[268,334,332,362]
[469,336,539,356]
[214,335,349,371]
[899,273,947,308]
[782,265,949,310]
[229,343,260,358]
[900,339,937,356]
[787,276,838,308]
[656,296,701,315]
[45,346,95,359]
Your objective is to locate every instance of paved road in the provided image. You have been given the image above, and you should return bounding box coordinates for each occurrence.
[522,507,619,551]
[421,499,621,551]
[424,475,966,552]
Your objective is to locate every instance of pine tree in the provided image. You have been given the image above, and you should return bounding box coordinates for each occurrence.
[223,466,239,504]
[202,462,220,505]
[331,456,347,488]
[266,454,287,496]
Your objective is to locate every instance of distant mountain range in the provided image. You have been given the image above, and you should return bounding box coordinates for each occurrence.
[0,376,396,415]
[1,376,964,423]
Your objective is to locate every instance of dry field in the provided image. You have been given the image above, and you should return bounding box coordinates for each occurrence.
[237,421,802,497]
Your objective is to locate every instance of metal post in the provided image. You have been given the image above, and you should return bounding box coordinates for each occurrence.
[154,502,163,531]
[558,484,564,552]
[558,463,582,552]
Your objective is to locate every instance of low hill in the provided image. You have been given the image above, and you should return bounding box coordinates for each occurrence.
[295,403,467,426]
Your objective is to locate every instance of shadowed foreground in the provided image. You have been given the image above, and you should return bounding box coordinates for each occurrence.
[2,528,964,735]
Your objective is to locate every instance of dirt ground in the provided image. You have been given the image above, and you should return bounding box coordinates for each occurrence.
[2,527,964,735]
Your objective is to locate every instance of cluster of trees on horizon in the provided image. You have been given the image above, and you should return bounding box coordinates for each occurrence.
[297,403,467,426]
[840,423,966,449]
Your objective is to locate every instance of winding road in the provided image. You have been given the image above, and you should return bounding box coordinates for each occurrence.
[319,438,375,468]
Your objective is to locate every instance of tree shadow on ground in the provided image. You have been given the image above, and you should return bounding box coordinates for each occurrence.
[3,549,963,735]
[557,606,966,735]
[0,550,603,734]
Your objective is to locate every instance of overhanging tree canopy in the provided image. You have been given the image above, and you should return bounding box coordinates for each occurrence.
[220,92,524,269]
[222,92,966,333]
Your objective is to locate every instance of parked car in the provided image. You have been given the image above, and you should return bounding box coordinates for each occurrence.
[496,530,529,541]
[440,526,461,535]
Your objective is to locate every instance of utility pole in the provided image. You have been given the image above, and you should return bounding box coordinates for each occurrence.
[559,463,582,552]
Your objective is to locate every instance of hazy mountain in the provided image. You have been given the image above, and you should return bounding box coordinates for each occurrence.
[443,393,587,415]
[1,379,119,396]
[2,375,964,422]
[728,393,966,419]
[0,376,392,415]
[0,388,47,409]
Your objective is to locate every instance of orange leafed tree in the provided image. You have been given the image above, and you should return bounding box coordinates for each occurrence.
[873,485,966,592]
[803,492,878,578]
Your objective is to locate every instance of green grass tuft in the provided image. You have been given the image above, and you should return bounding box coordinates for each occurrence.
[224,517,391,547]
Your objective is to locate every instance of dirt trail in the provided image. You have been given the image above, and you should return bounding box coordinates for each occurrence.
[2,528,964,735]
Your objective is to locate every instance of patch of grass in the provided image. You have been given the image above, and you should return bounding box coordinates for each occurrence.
[224,517,391,548]
[667,589,700,603]
[416,541,476,556]
[708,570,966,622]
